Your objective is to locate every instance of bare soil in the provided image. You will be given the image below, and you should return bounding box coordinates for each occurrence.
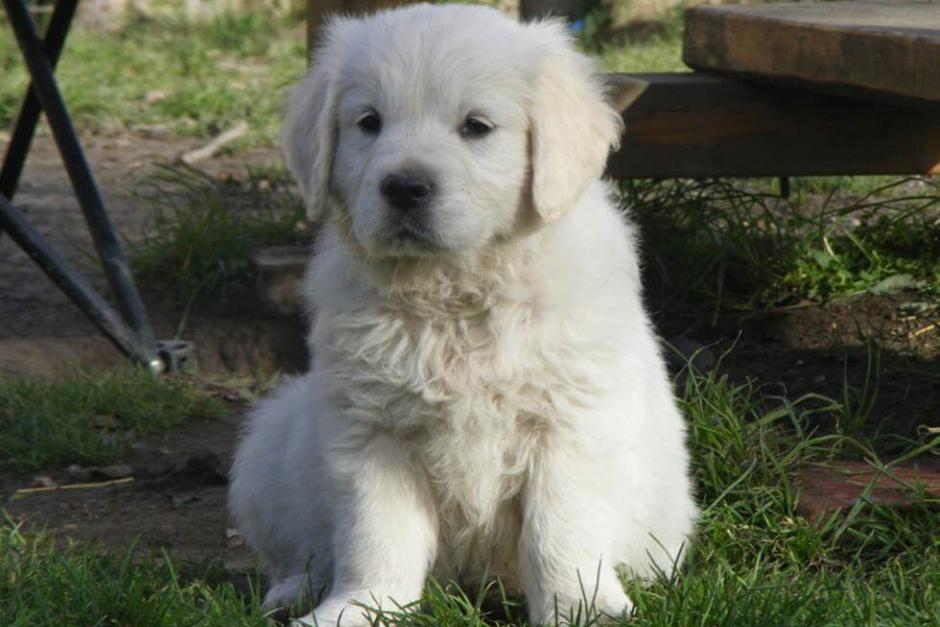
[1,413,254,573]
[656,293,940,441]
[0,131,307,377]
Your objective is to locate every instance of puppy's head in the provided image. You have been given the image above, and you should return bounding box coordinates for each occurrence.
[284,4,633,260]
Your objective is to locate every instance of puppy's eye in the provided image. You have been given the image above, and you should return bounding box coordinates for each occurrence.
[460,115,493,139]
[357,109,382,135]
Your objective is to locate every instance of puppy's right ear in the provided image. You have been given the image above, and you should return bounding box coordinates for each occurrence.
[527,22,625,223]
[283,26,342,221]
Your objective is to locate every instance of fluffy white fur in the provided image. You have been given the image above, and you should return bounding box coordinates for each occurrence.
[229,4,697,625]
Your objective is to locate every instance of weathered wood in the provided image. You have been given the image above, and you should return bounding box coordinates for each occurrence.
[607,73,940,178]
[307,0,413,52]
[796,460,940,521]
[683,2,940,105]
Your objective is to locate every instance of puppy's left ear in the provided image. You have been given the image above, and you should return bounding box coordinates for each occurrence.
[283,19,347,222]
[528,25,641,222]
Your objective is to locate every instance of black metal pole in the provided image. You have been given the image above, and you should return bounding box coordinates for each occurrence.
[2,0,156,349]
[0,192,159,367]
[0,0,78,199]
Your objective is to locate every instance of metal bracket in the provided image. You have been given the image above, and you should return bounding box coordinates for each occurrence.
[155,340,196,374]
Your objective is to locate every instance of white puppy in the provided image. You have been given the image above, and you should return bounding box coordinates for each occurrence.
[229,4,697,625]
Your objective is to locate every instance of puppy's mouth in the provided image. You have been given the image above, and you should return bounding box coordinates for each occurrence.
[397,223,437,245]
[375,218,442,256]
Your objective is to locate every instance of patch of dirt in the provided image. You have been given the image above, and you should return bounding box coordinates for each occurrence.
[0,130,283,336]
[0,131,307,377]
[657,292,940,440]
[0,311,308,377]
[1,412,254,574]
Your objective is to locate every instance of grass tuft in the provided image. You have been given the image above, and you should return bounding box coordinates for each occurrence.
[624,177,940,311]
[0,523,269,626]
[0,11,306,145]
[0,369,224,471]
[130,164,309,304]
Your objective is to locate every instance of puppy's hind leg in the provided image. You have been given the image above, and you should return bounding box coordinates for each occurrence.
[263,552,332,612]
[230,376,331,614]
[264,574,313,611]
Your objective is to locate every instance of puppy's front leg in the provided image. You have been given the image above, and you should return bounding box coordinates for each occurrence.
[294,434,438,627]
[520,437,632,626]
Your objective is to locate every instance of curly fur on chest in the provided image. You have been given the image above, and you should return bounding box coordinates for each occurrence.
[314,289,613,576]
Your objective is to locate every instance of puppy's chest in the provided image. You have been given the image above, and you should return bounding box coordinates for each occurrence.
[325,305,563,510]
[325,305,566,428]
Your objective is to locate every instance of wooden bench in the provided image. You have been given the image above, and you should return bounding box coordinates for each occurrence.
[609,72,940,179]
[624,0,940,179]
[683,1,940,106]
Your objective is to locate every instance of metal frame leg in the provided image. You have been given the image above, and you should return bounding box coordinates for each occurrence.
[2,0,162,366]
[0,0,78,199]
[0,192,161,370]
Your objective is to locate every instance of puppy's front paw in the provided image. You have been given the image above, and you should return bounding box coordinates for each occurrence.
[291,597,374,627]
[596,595,635,624]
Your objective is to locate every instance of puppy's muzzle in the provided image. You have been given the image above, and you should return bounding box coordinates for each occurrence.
[381,172,435,212]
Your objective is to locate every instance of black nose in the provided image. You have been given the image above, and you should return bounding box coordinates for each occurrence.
[380,173,434,211]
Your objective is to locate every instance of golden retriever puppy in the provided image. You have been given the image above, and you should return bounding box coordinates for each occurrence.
[230,4,697,625]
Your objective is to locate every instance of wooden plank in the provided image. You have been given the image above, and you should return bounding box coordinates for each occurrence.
[797,460,940,521]
[606,73,940,178]
[683,1,940,105]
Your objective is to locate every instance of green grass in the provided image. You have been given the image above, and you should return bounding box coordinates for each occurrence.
[0,369,224,471]
[3,366,938,626]
[0,524,270,627]
[130,164,308,304]
[588,8,687,73]
[0,11,307,147]
[624,177,940,311]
